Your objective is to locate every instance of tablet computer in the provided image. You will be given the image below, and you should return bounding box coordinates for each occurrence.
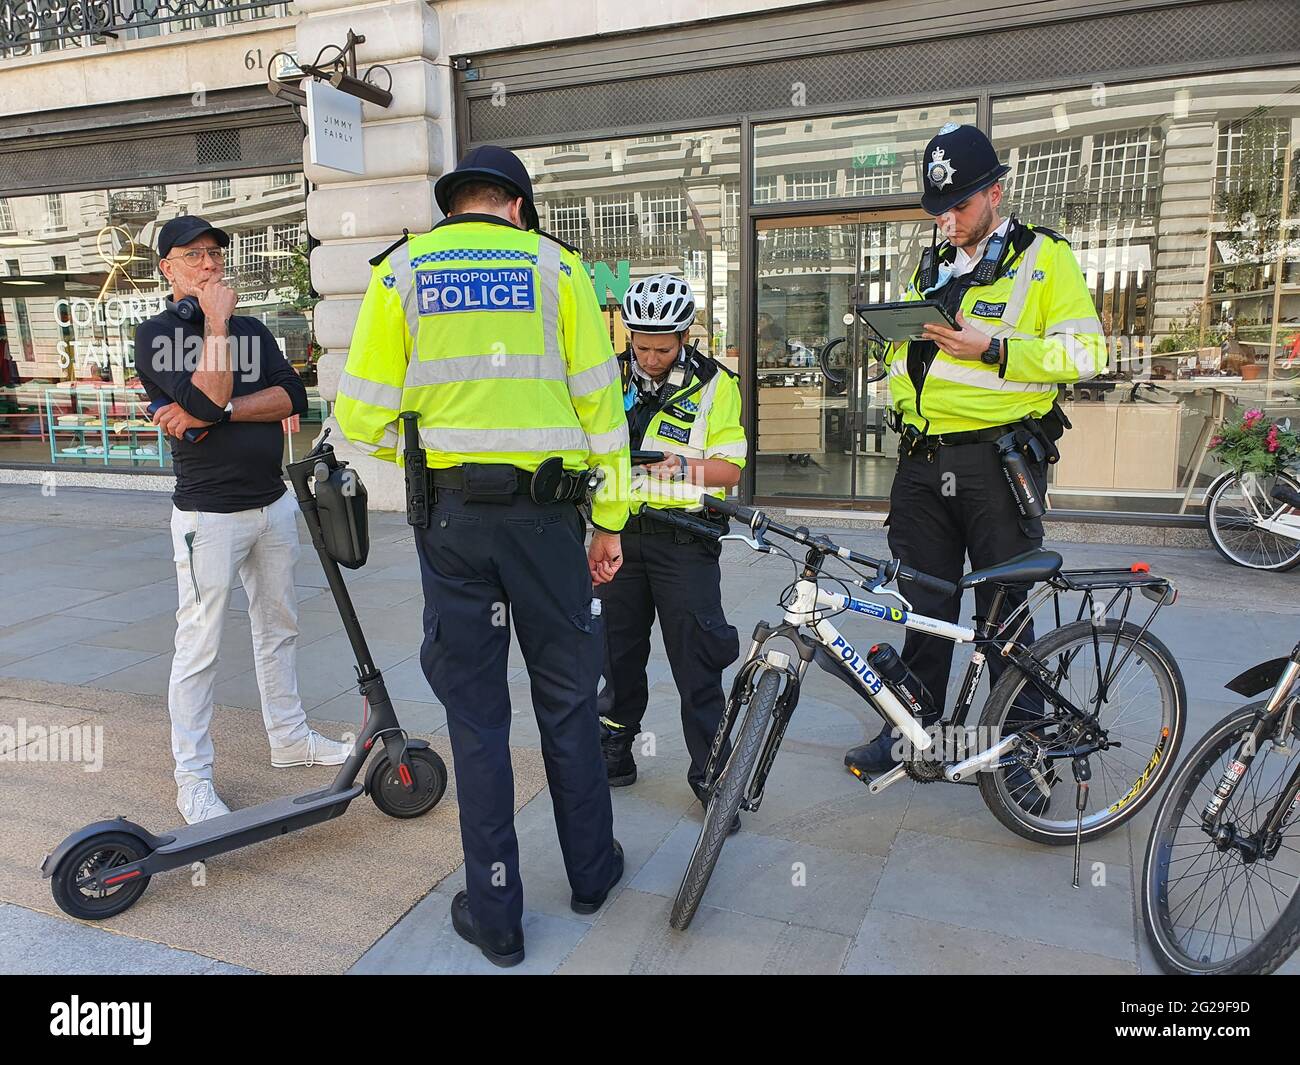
[857,300,957,343]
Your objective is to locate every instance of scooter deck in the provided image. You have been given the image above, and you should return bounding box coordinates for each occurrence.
[151,784,365,863]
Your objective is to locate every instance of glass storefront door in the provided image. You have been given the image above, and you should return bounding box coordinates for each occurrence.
[754,209,930,504]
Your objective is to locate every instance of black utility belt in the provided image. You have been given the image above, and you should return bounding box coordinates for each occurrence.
[896,420,1022,456]
[624,509,724,536]
[430,458,596,506]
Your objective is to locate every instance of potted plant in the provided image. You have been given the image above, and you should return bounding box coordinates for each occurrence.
[1210,408,1300,475]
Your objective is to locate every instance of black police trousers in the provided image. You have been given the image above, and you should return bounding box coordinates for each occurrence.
[886,441,1049,718]
[414,490,616,939]
[597,526,740,794]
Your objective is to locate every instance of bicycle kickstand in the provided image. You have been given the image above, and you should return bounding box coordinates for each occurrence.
[1071,755,1091,889]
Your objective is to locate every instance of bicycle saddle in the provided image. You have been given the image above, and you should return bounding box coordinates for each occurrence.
[958,549,1063,590]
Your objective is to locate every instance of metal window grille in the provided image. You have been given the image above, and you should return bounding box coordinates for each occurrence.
[1011,137,1082,227]
[547,199,587,246]
[196,129,242,166]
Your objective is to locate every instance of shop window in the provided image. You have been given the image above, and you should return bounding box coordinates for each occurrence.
[0,172,317,471]
[994,67,1300,516]
[753,101,976,205]
[515,128,739,363]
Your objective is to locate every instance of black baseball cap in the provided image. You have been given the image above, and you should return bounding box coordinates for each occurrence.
[157,215,230,259]
[919,124,1012,215]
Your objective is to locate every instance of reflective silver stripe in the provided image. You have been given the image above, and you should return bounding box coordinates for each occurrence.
[387,251,420,340]
[419,425,590,454]
[999,236,1044,326]
[568,357,618,397]
[337,370,402,411]
[706,439,749,458]
[405,353,565,388]
[686,373,720,452]
[926,359,1055,393]
[1061,333,1101,381]
[1047,317,1104,336]
[587,422,630,454]
[889,358,909,379]
[351,425,400,454]
[538,237,562,364]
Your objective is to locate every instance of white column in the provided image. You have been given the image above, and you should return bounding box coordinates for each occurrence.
[296,0,448,509]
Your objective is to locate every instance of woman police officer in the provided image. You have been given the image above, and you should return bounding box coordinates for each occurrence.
[597,274,748,826]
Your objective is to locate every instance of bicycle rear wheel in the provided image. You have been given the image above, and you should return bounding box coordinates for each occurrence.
[1205,470,1300,571]
[1142,703,1300,975]
[669,668,780,931]
[978,619,1185,845]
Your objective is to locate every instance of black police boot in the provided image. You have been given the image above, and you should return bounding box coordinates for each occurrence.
[571,839,625,915]
[450,891,525,968]
[600,718,637,787]
[692,781,741,836]
[844,725,901,777]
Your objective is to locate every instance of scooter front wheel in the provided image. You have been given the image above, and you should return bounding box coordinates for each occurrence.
[51,831,152,920]
[368,747,448,818]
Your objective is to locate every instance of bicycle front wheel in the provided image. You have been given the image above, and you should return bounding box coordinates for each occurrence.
[978,619,1185,845]
[669,668,780,931]
[1205,470,1300,571]
[1142,703,1300,975]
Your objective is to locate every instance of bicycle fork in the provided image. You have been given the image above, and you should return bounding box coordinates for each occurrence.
[1201,677,1300,862]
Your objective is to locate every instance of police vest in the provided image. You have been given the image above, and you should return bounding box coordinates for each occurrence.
[886,221,1106,436]
[622,348,747,512]
[333,215,631,532]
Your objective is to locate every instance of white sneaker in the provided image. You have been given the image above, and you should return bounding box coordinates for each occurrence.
[270,729,352,768]
[177,780,232,825]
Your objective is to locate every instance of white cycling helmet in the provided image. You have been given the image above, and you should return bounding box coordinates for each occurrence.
[621,273,696,334]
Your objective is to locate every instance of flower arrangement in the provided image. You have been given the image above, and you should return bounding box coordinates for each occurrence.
[1210,408,1300,475]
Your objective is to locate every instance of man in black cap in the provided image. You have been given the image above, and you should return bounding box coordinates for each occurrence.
[843,124,1106,811]
[134,215,350,827]
[336,146,629,966]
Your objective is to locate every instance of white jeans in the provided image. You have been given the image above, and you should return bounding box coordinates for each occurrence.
[167,491,310,787]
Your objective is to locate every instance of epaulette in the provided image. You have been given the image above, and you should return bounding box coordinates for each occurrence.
[369,229,410,267]
[1027,223,1069,245]
[535,228,581,256]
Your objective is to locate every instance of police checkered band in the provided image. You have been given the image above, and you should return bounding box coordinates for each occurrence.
[620,273,696,334]
[381,248,570,288]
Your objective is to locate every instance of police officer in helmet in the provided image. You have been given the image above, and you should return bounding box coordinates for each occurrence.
[843,125,1105,811]
[598,274,748,828]
[336,145,630,967]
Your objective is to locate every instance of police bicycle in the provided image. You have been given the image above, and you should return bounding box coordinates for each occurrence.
[642,496,1186,930]
[1142,640,1300,974]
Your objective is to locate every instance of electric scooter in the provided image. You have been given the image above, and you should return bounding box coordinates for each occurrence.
[41,430,448,920]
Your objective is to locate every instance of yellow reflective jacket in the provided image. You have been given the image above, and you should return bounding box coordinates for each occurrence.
[335,215,631,531]
[621,348,747,512]
[886,221,1107,435]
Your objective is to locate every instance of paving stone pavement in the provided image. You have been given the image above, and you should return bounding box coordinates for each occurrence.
[3,484,1300,975]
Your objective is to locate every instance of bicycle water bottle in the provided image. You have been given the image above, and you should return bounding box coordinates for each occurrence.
[867,643,938,722]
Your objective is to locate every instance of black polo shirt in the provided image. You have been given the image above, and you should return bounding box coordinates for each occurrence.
[134,303,309,513]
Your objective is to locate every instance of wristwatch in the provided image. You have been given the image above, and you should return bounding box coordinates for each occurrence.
[219,401,233,424]
[980,338,1004,366]
[673,455,688,482]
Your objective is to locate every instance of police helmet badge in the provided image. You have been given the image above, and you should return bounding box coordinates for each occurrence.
[927,147,956,191]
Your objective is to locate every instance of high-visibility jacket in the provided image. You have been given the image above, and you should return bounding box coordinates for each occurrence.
[887,221,1106,435]
[335,214,630,532]
[621,347,747,512]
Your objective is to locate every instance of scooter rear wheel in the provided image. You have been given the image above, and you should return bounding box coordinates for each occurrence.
[51,831,152,920]
[368,747,448,818]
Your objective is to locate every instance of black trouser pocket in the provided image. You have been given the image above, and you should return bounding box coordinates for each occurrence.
[693,606,740,672]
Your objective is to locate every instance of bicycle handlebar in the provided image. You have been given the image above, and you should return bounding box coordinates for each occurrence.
[700,494,959,599]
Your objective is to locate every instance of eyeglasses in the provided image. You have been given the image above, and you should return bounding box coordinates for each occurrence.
[167,248,225,265]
